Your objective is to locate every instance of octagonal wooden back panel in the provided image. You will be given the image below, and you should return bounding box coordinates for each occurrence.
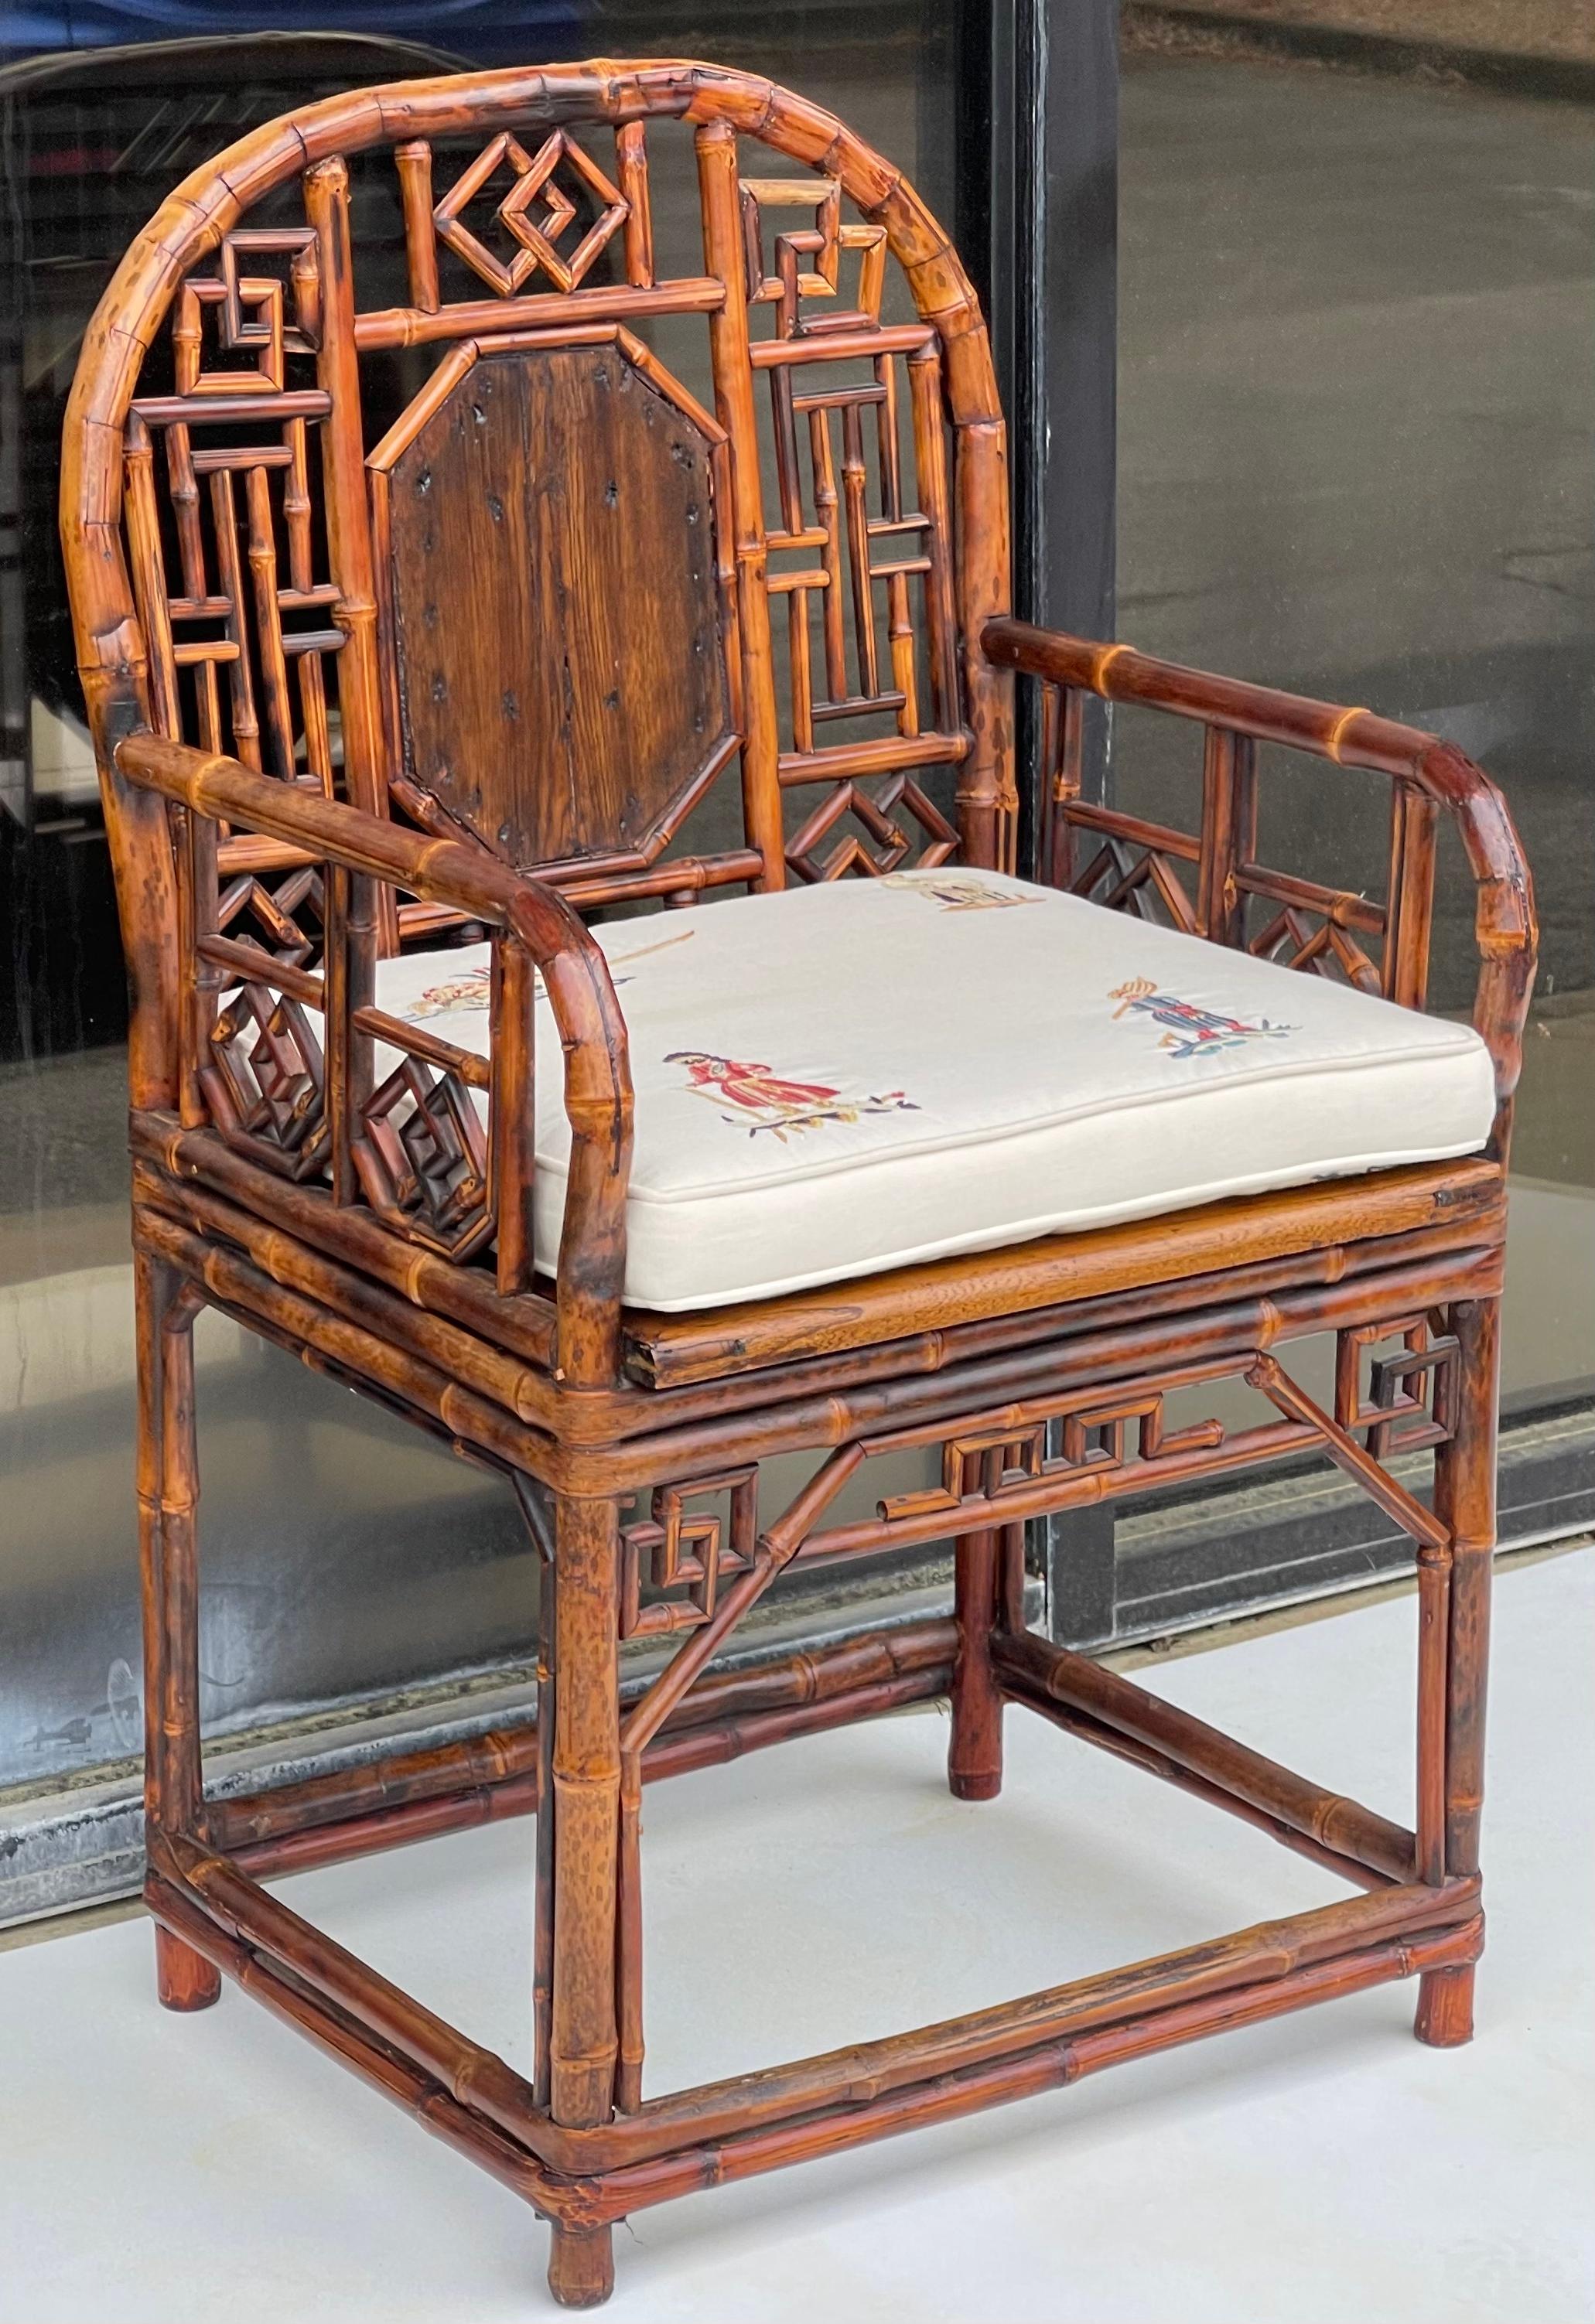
[373,331,733,875]
[63,62,1014,967]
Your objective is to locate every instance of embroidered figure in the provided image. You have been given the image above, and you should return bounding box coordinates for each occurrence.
[881,871,1035,912]
[664,1051,920,1142]
[401,927,695,1022]
[1109,977,1296,1060]
[405,968,492,1019]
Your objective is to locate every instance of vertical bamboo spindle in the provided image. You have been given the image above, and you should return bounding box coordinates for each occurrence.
[948,1456,1005,1801]
[547,2221,615,2309]
[614,1746,645,2113]
[695,121,784,889]
[494,938,538,1295]
[394,142,440,314]
[1416,1295,1498,2049]
[1197,726,1255,948]
[1415,1539,1451,1888]
[1386,785,1439,1010]
[532,1545,557,2111]
[134,1248,220,2011]
[303,157,398,951]
[548,1493,622,2128]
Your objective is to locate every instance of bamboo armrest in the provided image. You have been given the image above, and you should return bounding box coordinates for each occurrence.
[117,729,634,1383]
[981,617,1537,1138]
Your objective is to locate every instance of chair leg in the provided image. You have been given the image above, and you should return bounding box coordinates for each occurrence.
[547,2222,614,2309]
[155,1923,223,2012]
[134,1244,220,2012]
[1416,1295,1498,2049]
[542,1492,623,2300]
[949,1518,1004,1802]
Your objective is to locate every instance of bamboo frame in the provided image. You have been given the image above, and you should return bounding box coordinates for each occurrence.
[57,57,1536,2312]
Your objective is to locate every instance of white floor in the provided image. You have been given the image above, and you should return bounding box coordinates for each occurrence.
[2,1551,1591,2324]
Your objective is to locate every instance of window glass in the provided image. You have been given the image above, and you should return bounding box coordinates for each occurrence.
[1119,42,1595,1408]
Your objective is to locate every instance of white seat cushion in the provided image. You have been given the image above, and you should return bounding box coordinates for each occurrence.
[371,869,1495,1312]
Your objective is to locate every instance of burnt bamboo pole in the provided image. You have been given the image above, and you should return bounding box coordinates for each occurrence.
[146,1210,1489,1532]
[1416,1295,1499,2049]
[215,1619,958,1854]
[131,1117,558,1370]
[492,937,538,1297]
[993,1627,1416,1883]
[533,1536,558,2112]
[541,1880,1482,2182]
[231,1665,952,1882]
[948,1450,1004,1801]
[157,1807,1477,2189]
[150,1830,559,2151]
[1245,1355,1448,1551]
[137,1153,1500,1494]
[134,1247,222,2012]
[696,120,784,889]
[300,160,390,909]
[548,1494,623,2129]
[624,1162,1504,1391]
[145,1871,569,2206]
[582,1920,1482,2223]
[1005,1675,1393,1892]
[132,1204,542,1474]
[614,1748,644,2114]
[1415,1538,1452,1889]
[146,1855,1478,2226]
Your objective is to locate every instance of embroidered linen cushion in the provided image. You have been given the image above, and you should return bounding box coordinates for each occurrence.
[372,870,1495,1311]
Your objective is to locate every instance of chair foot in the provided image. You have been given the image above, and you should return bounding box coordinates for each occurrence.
[547,2221,614,2309]
[1414,1963,1475,2048]
[155,1923,222,2012]
[948,1769,1003,1802]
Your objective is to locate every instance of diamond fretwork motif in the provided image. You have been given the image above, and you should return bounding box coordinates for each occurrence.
[216,865,324,970]
[202,984,329,1181]
[1068,834,1201,935]
[432,130,627,297]
[352,1057,495,1261]
[785,774,957,883]
[1248,903,1382,991]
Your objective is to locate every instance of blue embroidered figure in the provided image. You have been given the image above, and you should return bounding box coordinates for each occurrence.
[1109,977,1296,1060]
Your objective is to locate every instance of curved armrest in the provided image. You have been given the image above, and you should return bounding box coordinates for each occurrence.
[982,619,1538,1145]
[116,731,634,1384]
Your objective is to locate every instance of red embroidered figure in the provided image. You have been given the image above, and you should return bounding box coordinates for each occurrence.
[664,1051,919,1141]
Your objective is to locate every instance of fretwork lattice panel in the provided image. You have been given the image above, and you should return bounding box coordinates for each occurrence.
[1040,698,1409,998]
[121,113,978,943]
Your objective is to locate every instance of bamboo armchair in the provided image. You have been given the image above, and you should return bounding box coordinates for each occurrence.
[60,60,1535,2309]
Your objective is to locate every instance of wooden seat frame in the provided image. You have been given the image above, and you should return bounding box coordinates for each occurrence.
[60,61,1535,2309]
